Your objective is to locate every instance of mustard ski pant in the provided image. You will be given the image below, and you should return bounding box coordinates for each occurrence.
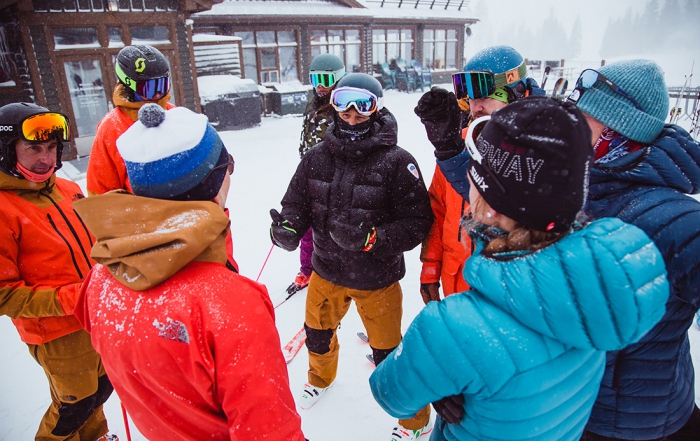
[304,272,430,430]
[28,329,113,441]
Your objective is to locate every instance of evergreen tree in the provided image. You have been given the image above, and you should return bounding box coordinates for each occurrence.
[567,16,582,59]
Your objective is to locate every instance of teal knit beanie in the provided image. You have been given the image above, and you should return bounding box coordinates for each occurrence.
[576,59,669,143]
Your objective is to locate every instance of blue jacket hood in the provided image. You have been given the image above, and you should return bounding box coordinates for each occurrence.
[463,218,669,351]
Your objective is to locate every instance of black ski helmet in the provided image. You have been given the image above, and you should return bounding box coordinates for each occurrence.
[0,102,67,176]
[334,73,384,111]
[115,45,170,100]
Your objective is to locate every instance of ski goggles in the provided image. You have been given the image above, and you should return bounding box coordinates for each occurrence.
[116,63,170,101]
[310,68,345,89]
[465,115,506,193]
[18,112,71,143]
[567,69,643,111]
[330,87,379,116]
[453,71,497,100]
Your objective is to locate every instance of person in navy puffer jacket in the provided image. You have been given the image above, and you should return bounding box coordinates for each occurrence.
[571,60,700,441]
[369,97,670,441]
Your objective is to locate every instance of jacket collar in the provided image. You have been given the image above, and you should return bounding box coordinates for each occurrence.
[324,108,398,160]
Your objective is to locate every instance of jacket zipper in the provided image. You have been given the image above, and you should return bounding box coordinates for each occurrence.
[42,193,92,271]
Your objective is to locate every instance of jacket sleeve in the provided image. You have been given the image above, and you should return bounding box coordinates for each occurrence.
[437,150,472,203]
[0,229,73,318]
[213,278,305,441]
[279,157,313,238]
[86,111,130,196]
[420,165,447,284]
[369,297,485,418]
[373,154,433,258]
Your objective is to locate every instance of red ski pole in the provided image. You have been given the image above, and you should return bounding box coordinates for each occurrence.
[256,244,275,282]
[121,402,133,441]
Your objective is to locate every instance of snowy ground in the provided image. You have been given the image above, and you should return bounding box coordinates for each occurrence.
[1,78,699,440]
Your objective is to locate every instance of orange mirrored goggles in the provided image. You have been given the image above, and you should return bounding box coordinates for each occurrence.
[20,112,71,142]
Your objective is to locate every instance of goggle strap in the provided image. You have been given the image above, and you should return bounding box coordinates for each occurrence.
[493,59,527,88]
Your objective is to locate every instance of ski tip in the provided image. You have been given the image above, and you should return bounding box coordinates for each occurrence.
[357,332,369,343]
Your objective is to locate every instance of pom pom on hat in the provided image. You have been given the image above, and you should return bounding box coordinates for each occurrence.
[117,106,228,201]
[575,59,669,143]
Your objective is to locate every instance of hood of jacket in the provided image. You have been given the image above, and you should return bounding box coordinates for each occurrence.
[589,124,700,198]
[324,107,398,161]
[463,217,669,351]
[73,191,230,291]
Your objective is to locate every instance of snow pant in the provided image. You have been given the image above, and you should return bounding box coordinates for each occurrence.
[28,329,113,441]
[304,272,430,431]
[579,404,700,440]
[299,228,314,277]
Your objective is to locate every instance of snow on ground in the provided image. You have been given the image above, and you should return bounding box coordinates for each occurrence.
[1,81,699,440]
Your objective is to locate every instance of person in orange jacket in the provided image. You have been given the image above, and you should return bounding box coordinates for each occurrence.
[87,44,238,272]
[0,103,115,441]
[74,104,306,441]
[417,45,546,304]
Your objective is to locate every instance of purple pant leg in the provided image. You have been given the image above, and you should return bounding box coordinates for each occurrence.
[299,227,314,276]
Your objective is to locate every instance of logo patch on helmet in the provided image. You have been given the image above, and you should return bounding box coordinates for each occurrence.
[135,58,146,73]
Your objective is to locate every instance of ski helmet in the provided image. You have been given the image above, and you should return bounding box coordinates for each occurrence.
[463,45,528,89]
[115,45,171,101]
[0,102,68,176]
[333,73,384,112]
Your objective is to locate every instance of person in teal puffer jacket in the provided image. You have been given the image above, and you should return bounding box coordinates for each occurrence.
[369,97,670,441]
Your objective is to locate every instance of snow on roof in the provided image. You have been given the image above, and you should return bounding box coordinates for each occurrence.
[196,0,475,20]
[192,34,242,43]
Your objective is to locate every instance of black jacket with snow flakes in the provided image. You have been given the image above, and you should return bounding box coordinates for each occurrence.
[281,107,432,290]
[299,94,334,157]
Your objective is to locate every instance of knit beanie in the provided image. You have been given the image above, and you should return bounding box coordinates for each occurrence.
[575,59,669,143]
[117,104,229,201]
[468,96,592,233]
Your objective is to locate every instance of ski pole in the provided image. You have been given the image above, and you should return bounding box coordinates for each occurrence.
[121,402,133,441]
[256,243,275,282]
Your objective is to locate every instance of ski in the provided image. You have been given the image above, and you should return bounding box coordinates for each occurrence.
[541,65,551,90]
[282,327,307,363]
[357,332,369,343]
[366,353,375,365]
[670,63,693,124]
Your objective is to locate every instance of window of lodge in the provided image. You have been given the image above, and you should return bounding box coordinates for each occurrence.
[423,28,458,70]
[310,28,362,74]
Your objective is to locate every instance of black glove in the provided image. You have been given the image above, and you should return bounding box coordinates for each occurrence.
[420,282,441,304]
[433,394,465,425]
[328,219,377,252]
[414,87,464,160]
[270,209,299,252]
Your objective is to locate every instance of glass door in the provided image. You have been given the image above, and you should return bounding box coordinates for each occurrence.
[63,59,109,138]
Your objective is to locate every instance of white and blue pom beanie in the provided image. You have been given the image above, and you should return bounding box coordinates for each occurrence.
[117,104,229,201]
[576,59,669,144]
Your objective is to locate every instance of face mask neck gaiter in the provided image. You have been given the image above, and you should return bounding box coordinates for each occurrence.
[16,162,54,183]
[335,116,374,141]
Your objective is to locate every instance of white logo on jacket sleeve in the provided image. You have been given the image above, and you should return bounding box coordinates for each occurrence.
[407,163,420,179]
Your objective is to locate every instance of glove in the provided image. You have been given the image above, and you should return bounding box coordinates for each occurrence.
[420,282,441,304]
[328,219,377,252]
[433,394,465,425]
[414,87,464,160]
[270,209,300,252]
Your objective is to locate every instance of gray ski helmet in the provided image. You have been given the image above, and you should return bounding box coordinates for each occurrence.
[0,102,66,176]
[334,73,384,110]
[309,53,345,75]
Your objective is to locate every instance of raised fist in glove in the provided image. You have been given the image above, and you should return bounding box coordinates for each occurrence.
[270,209,300,252]
[420,282,441,304]
[414,87,464,160]
[433,394,465,425]
[328,219,377,252]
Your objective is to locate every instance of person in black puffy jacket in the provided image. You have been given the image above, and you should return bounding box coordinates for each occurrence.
[270,73,433,440]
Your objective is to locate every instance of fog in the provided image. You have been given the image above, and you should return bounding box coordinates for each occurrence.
[465,0,700,86]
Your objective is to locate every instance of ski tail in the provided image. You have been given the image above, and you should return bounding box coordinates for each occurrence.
[282,327,307,363]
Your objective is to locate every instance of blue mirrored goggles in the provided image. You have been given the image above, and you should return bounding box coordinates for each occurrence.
[330,87,379,116]
[567,69,643,111]
[452,70,496,100]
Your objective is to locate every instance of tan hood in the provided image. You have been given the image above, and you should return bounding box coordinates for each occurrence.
[73,191,230,291]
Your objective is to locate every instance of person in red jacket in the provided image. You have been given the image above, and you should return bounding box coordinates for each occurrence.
[0,103,115,441]
[86,44,239,272]
[74,103,306,441]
